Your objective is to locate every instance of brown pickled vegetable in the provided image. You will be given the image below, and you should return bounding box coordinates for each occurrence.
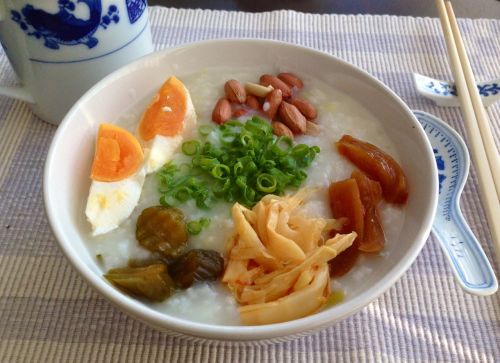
[329,171,386,257]
[136,206,188,258]
[169,249,224,288]
[328,178,365,277]
[336,135,408,204]
[361,208,385,253]
[329,178,365,242]
[352,170,385,253]
[328,243,360,277]
[352,170,382,208]
[104,263,174,301]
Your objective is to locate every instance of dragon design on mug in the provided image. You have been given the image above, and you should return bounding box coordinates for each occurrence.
[10,0,120,49]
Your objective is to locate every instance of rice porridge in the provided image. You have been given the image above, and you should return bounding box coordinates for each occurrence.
[86,68,406,325]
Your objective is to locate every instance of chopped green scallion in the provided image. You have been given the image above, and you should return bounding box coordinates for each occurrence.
[182,140,201,156]
[211,164,231,180]
[198,124,215,136]
[257,173,277,193]
[157,117,320,210]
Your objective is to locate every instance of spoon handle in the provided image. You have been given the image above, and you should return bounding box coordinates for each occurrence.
[433,206,498,295]
[414,110,497,296]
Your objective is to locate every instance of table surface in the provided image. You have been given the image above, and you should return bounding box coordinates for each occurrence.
[150,0,500,19]
[0,6,499,363]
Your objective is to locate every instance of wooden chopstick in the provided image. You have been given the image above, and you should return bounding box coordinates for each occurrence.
[436,0,500,266]
[444,1,500,197]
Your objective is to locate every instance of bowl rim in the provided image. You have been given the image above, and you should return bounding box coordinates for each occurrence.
[44,38,438,340]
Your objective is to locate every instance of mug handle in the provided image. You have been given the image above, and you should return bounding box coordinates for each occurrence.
[0,2,35,104]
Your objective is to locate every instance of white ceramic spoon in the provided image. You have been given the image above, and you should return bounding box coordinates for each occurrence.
[414,111,498,295]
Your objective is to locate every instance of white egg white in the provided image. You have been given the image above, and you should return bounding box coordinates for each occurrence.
[85,168,145,236]
[143,134,183,174]
[141,85,197,175]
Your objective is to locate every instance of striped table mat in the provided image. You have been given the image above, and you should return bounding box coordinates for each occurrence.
[0,6,499,362]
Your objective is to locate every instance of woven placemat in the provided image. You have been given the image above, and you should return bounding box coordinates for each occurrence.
[0,7,499,362]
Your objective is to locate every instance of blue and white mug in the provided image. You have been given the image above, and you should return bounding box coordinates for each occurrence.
[0,0,153,125]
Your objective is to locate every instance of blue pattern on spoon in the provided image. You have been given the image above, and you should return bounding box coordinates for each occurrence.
[414,111,498,296]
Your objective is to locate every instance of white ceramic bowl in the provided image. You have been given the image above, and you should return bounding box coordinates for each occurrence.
[44,39,438,341]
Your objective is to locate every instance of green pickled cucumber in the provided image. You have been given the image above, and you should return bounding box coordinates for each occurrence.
[136,206,188,258]
[104,263,174,301]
